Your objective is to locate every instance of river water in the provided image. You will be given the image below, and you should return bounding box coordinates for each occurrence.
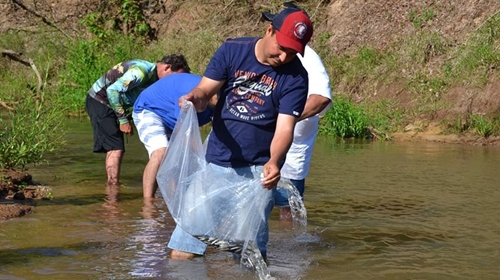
[1,119,499,280]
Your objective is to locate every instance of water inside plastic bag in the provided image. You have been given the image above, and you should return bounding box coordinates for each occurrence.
[156,102,307,279]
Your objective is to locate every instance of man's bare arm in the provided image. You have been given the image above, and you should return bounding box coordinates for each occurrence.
[261,114,297,189]
[180,77,225,112]
[298,94,332,121]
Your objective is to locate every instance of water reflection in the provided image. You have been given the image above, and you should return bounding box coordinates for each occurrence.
[128,199,169,278]
[101,184,121,219]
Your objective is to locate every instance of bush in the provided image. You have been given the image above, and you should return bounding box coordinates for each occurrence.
[470,114,497,138]
[319,96,370,138]
[57,34,162,116]
[0,97,65,171]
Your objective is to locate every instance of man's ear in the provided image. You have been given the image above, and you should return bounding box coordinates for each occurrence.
[162,63,172,72]
[266,25,274,36]
[160,64,173,77]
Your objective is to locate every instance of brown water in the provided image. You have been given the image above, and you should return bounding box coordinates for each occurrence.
[1,119,499,280]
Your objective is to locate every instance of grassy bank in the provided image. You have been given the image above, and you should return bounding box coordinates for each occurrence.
[2,1,500,169]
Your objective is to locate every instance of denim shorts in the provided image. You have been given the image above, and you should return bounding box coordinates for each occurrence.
[167,163,275,258]
[274,178,305,208]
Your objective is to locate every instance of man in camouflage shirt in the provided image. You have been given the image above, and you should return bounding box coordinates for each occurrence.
[85,54,190,186]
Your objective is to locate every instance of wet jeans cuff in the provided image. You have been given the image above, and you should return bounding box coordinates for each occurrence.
[167,225,207,255]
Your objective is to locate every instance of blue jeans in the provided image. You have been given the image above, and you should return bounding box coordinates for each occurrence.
[274,178,305,208]
[167,163,275,258]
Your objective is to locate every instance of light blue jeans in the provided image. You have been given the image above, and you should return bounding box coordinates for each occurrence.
[167,163,275,258]
[274,178,305,207]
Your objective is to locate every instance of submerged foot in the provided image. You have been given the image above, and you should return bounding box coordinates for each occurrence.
[279,207,293,221]
[169,250,196,260]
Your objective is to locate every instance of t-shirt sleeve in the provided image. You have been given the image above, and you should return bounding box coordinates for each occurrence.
[300,47,332,100]
[203,41,230,82]
[299,47,333,115]
[278,71,308,117]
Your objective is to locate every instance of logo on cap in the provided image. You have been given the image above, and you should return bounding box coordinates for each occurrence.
[294,22,308,40]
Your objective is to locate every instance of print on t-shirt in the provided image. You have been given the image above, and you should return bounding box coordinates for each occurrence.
[227,70,277,122]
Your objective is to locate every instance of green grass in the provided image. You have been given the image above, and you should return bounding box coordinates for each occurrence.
[2,1,500,149]
[320,96,370,138]
[470,114,499,137]
[363,99,408,135]
[0,91,66,171]
[447,11,500,86]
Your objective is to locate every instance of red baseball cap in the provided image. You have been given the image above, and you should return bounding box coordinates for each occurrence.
[264,7,313,56]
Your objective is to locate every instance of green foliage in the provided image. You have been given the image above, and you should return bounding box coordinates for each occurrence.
[379,31,451,117]
[56,26,219,117]
[0,33,33,103]
[355,47,383,68]
[408,7,435,29]
[81,0,151,39]
[452,42,500,86]
[57,35,140,115]
[0,30,68,171]
[442,113,500,137]
[328,46,388,95]
[389,31,449,84]
[44,189,54,200]
[82,12,111,39]
[3,1,500,144]
[315,32,332,58]
[413,32,448,64]
[342,46,384,79]
[151,31,222,75]
[362,99,407,135]
[17,182,27,190]
[119,0,150,36]
[443,116,468,134]
[449,12,500,86]
[407,73,447,102]
[470,114,496,137]
[0,97,66,171]
[0,70,27,104]
[57,39,106,115]
[319,96,370,138]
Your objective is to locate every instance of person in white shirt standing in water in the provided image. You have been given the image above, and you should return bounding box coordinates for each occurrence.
[263,2,332,223]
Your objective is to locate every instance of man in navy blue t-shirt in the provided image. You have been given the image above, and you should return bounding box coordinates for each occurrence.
[132,73,213,199]
[169,6,313,260]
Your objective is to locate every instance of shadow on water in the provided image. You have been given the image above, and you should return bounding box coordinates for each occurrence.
[0,241,108,266]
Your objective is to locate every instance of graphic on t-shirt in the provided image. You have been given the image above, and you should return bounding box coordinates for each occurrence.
[227,71,277,122]
[112,63,125,74]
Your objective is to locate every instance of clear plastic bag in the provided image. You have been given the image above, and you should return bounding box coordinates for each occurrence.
[157,101,273,254]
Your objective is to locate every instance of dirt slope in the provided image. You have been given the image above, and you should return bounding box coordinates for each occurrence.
[326,0,499,54]
[1,0,500,144]
[3,1,498,49]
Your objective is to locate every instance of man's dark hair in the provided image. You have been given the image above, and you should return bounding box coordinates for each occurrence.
[271,26,276,35]
[159,54,191,73]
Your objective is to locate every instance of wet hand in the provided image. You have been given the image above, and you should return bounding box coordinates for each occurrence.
[260,162,280,190]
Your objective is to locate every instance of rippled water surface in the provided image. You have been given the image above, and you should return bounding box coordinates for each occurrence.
[1,119,499,280]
